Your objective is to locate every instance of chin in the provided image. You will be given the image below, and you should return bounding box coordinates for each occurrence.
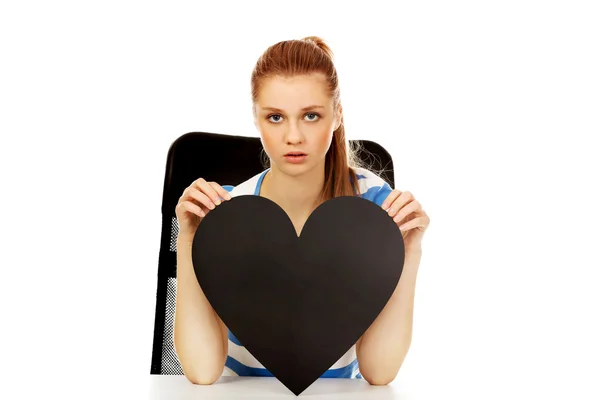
[274,160,317,177]
[281,165,310,177]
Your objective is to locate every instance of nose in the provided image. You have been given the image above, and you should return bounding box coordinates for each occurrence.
[284,122,304,145]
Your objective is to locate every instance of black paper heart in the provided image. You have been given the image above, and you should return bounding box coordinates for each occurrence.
[192,195,405,395]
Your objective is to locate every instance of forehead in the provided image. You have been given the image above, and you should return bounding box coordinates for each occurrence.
[256,73,332,110]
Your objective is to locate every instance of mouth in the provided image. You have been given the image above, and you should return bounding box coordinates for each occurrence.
[284,152,308,163]
[284,152,307,157]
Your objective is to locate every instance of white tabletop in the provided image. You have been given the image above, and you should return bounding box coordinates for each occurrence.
[149,375,401,399]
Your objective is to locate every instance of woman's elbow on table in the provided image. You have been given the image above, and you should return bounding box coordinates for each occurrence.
[359,355,400,386]
[175,343,226,386]
[362,372,397,386]
[183,366,222,385]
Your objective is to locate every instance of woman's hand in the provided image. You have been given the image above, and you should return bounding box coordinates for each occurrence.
[382,190,430,256]
[175,178,232,246]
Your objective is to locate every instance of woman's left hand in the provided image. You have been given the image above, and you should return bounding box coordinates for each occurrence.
[382,189,430,256]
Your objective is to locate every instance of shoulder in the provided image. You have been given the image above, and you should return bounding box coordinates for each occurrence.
[353,167,394,207]
[221,169,268,197]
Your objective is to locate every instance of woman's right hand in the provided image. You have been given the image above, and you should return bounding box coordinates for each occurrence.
[175,178,232,246]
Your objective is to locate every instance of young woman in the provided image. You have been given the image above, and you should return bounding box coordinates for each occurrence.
[174,36,430,386]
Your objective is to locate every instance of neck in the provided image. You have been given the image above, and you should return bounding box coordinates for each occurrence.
[261,165,325,219]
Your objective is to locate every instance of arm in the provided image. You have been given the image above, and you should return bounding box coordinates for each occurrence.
[173,239,229,384]
[356,250,421,385]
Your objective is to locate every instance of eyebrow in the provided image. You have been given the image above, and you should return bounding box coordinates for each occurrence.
[261,105,325,112]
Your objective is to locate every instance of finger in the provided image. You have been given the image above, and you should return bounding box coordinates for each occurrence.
[209,182,232,201]
[177,200,205,218]
[399,216,426,232]
[188,187,216,210]
[387,191,414,217]
[393,200,421,223]
[195,180,222,207]
[395,211,415,229]
[381,189,402,211]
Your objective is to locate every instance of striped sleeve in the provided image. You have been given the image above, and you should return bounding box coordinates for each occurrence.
[355,167,394,207]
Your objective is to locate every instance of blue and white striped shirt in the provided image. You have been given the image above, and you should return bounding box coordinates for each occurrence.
[219,166,393,379]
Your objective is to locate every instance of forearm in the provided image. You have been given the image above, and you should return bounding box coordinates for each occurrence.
[357,251,421,385]
[174,240,228,384]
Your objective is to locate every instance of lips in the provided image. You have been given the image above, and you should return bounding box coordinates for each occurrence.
[284,152,308,164]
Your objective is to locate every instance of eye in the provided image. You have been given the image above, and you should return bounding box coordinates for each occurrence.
[305,113,320,121]
[267,114,283,123]
[266,112,321,123]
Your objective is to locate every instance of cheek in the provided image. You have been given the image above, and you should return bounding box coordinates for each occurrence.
[258,123,276,156]
[315,128,334,154]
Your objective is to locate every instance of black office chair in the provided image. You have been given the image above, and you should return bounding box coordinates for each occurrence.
[150,131,395,375]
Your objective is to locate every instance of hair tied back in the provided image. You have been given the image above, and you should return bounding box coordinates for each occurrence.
[302,36,335,60]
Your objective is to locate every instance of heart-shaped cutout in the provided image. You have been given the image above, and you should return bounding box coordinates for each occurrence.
[192,195,405,395]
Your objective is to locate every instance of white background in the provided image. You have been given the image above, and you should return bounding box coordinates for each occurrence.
[1,1,599,399]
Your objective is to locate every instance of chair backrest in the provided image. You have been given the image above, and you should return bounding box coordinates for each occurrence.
[150,131,395,374]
